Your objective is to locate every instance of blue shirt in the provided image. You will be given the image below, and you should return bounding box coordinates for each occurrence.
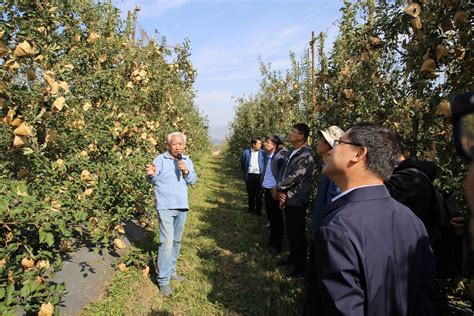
[146,151,197,210]
[262,153,276,189]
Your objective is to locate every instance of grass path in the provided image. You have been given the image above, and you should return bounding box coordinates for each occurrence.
[82,153,303,315]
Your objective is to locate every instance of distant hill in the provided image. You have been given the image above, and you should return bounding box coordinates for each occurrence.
[208,125,229,139]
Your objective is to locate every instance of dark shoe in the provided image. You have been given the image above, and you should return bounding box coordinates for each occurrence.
[287,268,305,279]
[159,284,172,297]
[171,274,185,282]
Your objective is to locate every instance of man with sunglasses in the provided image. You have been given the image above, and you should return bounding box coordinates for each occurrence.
[304,124,436,315]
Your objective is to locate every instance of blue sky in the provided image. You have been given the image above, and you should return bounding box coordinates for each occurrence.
[112,0,343,139]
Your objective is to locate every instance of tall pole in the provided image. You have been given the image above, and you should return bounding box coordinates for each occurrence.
[131,5,141,47]
[311,31,316,109]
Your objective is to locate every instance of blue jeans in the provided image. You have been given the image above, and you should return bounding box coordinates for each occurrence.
[157,209,188,285]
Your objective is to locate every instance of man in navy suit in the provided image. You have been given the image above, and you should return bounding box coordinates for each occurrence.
[305,124,437,315]
[241,137,265,215]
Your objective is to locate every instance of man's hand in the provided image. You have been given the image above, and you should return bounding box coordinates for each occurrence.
[278,191,287,209]
[178,161,189,175]
[450,216,465,235]
[146,163,156,176]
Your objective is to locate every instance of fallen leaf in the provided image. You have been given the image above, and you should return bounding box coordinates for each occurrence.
[42,71,55,85]
[52,96,66,111]
[13,135,27,149]
[0,41,9,58]
[50,81,59,95]
[45,129,57,142]
[5,59,20,72]
[13,40,36,57]
[0,80,6,93]
[13,122,33,136]
[59,81,69,92]
[27,69,37,81]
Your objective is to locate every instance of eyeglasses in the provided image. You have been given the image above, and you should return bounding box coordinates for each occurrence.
[333,139,364,147]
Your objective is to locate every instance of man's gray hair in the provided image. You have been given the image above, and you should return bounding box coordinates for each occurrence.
[167,132,187,144]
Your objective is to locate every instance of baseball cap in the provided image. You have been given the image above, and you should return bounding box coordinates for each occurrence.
[320,126,345,148]
[275,134,285,145]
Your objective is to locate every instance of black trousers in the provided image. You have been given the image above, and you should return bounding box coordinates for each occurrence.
[245,173,262,215]
[285,205,307,271]
[264,189,284,249]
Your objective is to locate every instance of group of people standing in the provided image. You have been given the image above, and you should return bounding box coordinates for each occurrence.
[242,124,314,277]
[241,121,467,314]
[143,93,473,315]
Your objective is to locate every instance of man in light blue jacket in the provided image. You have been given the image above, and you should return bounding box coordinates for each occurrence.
[146,132,197,297]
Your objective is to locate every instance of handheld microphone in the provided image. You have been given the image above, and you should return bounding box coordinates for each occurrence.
[177,154,183,161]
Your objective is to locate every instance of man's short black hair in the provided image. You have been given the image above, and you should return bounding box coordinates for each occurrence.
[250,137,262,146]
[347,124,401,180]
[293,123,310,141]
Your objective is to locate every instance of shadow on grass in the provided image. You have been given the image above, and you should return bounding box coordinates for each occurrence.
[196,154,304,315]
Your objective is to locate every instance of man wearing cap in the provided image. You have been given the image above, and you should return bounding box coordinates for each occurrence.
[312,126,344,230]
[261,135,288,254]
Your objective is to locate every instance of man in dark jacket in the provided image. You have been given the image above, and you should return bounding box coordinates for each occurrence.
[305,124,437,315]
[385,145,466,281]
[277,123,315,277]
[241,137,265,215]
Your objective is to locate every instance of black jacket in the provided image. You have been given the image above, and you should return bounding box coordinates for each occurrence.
[276,145,315,207]
[384,158,438,239]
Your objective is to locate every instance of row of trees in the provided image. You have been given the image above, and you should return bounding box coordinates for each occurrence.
[228,0,472,196]
[0,0,209,314]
